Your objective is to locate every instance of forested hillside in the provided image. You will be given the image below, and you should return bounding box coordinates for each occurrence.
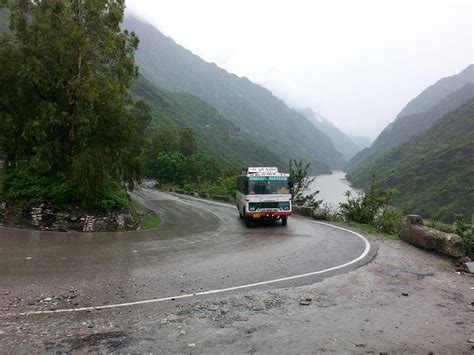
[124,15,345,173]
[347,83,474,172]
[348,99,474,222]
[346,66,474,173]
[132,76,284,170]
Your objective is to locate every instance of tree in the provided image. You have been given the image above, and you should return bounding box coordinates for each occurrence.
[288,159,322,208]
[152,152,186,186]
[339,174,399,225]
[0,0,144,210]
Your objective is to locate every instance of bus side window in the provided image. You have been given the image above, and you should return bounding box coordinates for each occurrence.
[244,180,249,195]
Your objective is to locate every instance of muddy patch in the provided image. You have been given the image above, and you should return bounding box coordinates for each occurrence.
[44,331,130,353]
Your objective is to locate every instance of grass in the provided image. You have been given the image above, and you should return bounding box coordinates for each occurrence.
[131,199,162,229]
[142,212,161,229]
[347,222,399,240]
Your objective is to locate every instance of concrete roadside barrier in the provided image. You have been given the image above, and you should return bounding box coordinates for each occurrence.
[400,215,466,258]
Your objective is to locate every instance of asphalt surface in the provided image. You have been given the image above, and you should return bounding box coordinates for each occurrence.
[0,188,374,316]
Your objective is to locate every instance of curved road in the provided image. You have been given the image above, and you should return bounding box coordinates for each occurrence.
[0,188,374,315]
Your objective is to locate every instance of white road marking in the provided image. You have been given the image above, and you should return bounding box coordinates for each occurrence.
[19,221,371,316]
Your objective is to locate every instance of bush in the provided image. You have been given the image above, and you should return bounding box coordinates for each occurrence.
[374,208,404,235]
[183,175,236,198]
[454,215,474,256]
[426,219,454,233]
[0,165,130,212]
[339,175,397,225]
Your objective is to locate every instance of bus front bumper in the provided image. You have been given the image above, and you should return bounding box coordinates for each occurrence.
[245,211,292,219]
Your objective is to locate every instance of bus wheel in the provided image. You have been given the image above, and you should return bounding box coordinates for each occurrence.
[245,217,253,228]
[281,217,288,226]
[239,208,244,219]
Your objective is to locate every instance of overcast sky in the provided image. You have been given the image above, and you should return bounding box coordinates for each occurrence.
[126,0,473,140]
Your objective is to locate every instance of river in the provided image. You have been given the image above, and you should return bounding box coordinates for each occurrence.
[308,171,361,209]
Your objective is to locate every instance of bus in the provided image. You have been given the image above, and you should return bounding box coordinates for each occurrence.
[236,167,292,227]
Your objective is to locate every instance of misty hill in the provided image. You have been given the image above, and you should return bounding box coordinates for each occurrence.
[301,109,362,161]
[397,64,474,118]
[346,66,474,173]
[350,136,371,150]
[347,99,474,222]
[124,15,345,173]
[132,75,284,170]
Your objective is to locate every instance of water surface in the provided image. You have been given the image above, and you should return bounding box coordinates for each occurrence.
[308,171,361,209]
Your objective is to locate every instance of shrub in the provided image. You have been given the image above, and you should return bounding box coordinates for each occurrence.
[426,220,454,233]
[454,215,474,256]
[339,175,398,225]
[374,208,404,235]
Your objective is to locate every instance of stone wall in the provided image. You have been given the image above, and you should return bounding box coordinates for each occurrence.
[0,200,137,232]
[292,206,328,220]
[400,215,466,258]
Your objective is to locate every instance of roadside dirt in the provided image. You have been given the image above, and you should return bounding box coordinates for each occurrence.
[1,232,473,354]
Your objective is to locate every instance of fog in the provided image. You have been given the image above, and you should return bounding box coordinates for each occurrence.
[127,0,473,140]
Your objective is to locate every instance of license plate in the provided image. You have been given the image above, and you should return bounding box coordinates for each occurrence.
[253,213,261,218]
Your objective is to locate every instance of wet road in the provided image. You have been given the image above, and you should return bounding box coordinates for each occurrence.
[0,189,373,314]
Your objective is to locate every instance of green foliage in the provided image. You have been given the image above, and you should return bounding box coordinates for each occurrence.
[144,123,222,187]
[339,175,398,224]
[347,99,474,223]
[374,208,404,235]
[130,199,161,229]
[288,159,322,208]
[183,175,236,198]
[152,152,186,186]
[427,215,474,256]
[0,0,145,211]
[349,222,399,240]
[0,164,130,211]
[454,215,474,256]
[125,16,345,174]
[132,75,284,171]
[337,175,403,235]
[426,219,454,234]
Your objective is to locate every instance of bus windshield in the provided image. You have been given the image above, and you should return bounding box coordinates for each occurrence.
[248,176,290,195]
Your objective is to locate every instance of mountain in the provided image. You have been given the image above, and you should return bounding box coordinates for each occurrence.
[346,65,474,173]
[301,109,362,161]
[397,64,474,118]
[350,136,371,150]
[124,15,346,173]
[348,99,474,222]
[132,75,285,170]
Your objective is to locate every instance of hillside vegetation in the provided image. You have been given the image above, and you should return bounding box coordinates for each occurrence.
[132,76,284,170]
[346,66,474,173]
[0,1,146,211]
[347,99,474,222]
[124,15,345,174]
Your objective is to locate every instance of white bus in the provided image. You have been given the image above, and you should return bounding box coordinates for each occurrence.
[236,167,292,227]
